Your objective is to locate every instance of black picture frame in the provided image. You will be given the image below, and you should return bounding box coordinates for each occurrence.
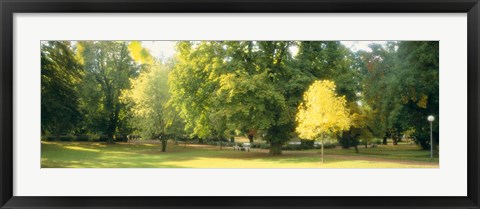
[1,0,479,208]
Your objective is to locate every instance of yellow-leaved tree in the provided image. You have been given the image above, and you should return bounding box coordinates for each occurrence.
[296,80,351,162]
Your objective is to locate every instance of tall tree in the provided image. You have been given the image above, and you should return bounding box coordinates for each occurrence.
[77,41,140,143]
[41,41,83,138]
[123,61,183,152]
[358,41,439,150]
[392,41,439,150]
[169,41,296,155]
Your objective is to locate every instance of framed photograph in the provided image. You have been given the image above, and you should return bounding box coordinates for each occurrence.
[1,0,479,208]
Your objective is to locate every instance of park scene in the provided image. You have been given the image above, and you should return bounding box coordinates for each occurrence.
[41,41,439,168]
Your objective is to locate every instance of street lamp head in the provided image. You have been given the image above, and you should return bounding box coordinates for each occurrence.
[428,115,435,122]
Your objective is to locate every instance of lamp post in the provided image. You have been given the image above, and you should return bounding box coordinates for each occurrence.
[427,115,435,159]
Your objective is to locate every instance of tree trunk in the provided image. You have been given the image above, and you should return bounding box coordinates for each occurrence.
[247,129,257,143]
[321,138,324,163]
[106,113,117,144]
[382,137,387,145]
[220,141,223,150]
[354,145,359,153]
[247,134,254,143]
[54,121,61,141]
[161,139,167,152]
[107,133,114,144]
[392,135,398,145]
[269,143,282,156]
[364,139,368,148]
[230,136,235,143]
[55,130,61,141]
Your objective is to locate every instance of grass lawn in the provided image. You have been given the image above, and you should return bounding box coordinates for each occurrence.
[41,141,439,168]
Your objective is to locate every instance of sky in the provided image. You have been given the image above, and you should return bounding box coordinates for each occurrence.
[142,41,387,61]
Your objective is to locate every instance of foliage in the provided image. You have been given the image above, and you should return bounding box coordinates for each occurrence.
[169,41,296,155]
[41,41,83,137]
[77,41,140,143]
[123,58,184,151]
[41,40,439,154]
[358,41,439,149]
[296,80,351,139]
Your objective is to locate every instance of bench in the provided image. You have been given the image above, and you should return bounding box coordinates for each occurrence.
[233,143,251,152]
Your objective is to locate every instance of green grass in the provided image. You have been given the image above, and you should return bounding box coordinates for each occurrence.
[41,141,439,168]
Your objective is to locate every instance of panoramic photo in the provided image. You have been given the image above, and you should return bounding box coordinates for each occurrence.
[41,40,439,168]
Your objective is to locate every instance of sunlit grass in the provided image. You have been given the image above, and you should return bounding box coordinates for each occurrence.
[41,141,439,168]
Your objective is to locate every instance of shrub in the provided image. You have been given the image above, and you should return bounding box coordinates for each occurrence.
[323,142,337,149]
[59,135,74,142]
[97,135,108,142]
[338,130,360,149]
[300,139,314,148]
[371,138,382,145]
[282,144,302,151]
[250,143,261,148]
[115,136,128,142]
[76,135,90,142]
[46,136,56,141]
[223,142,235,147]
[205,141,235,147]
[260,143,270,149]
[283,142,326,151]
[249,143,270,149]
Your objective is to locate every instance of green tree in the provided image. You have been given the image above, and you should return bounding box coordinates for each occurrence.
[392,41,439,150]
[358,41,439,150]
[169,41,295,155]
[123,61,183,152]
[41,41,83,138]
[77,41,140,143]
[169,41,224,140]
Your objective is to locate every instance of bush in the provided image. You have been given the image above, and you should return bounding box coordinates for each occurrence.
[371,138,382,145]
[282,144,302,151]
[323,142,337,149]
[96,135,108,142]
[223,142,236,147]
[115,136,128,142]
[46,136,56,141]
[338,130,360,149]
[250,143,270,149]
[59,135,74,142]
[250,143,261,148]
[76,135,90,142]
[205,141,235,147]
[300,139,314,148]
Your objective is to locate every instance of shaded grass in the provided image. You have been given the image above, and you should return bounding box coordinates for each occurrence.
[41,141,439,168]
